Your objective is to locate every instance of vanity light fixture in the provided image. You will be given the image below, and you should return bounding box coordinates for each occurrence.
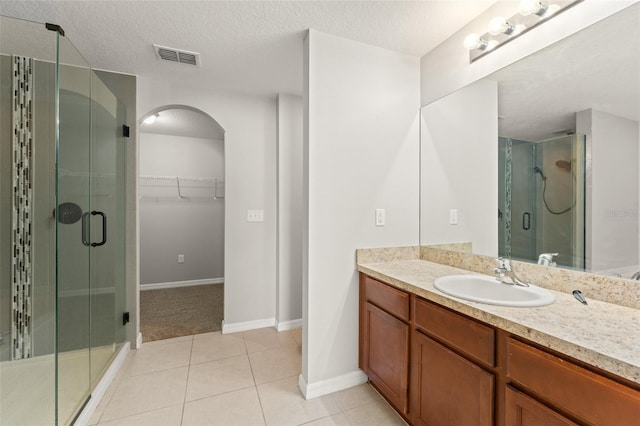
[143,113,159,125]
[519,0,549,17]
[464,0,582,62]
[487,17,526,36]
[463,33,488,51]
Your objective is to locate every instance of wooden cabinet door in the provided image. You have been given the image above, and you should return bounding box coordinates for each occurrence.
[362,301,410,413]
[411,331,494,426]
[505,386,578,426]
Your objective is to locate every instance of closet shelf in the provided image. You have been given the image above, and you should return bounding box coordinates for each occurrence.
[139,175,225,199]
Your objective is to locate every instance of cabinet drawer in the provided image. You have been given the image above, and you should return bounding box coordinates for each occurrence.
[414,297,495,367]
[505,386,578,426]
[363,276,410,321]
[506,338,640,426]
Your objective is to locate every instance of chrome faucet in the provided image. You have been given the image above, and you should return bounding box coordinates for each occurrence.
[538,253,558,267]
[494,257,530,287]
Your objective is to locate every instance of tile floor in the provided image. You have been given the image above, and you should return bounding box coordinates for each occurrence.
[89,327,407,425]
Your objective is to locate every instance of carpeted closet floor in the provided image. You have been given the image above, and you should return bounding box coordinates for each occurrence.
[140,284,223,342]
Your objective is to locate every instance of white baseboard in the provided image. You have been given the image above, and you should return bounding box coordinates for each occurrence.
[137,332,143,348]
[74,342,130,426]
[298,369,368,400]
[276,318,302,332]
[140,278,223,291]
[221,318,276,334]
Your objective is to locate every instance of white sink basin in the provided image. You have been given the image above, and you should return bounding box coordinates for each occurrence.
[433,275,555,307]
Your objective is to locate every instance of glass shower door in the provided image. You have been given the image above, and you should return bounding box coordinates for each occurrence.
[2,16,127,425]
[89,72,127,385]
[0,16,59,426]
[56,35,94,425]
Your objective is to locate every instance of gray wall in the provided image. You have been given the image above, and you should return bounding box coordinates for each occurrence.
[139,132,225,285]
[276,94,303,327]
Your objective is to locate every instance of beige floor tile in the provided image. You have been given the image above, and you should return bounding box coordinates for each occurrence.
[191,331,247,364]
[248,345,301,385]
[341,400,407,425]
[182,387,265,426]
[299,413,351,426]
[257,376,340,426]
[125,340,193,376]
[288,327,303,344]
[88,374,122,425]
[242,327,298,353]
[186,354,255,401]
[100,367,188,422]
[327,383,383,412]
[143,334,194,347]
[98,404,183,425]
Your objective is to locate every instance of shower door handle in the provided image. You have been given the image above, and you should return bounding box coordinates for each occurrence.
[90,211,107,247]
[81,212,91,246]
[522,212,531,230]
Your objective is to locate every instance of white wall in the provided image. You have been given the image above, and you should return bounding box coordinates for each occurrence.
[139,133,224,285]
[302,30,420,397]
[138,79,277,329]
[577,109,639,272]
[421,0,637,106]
[276,94,303,329]
[420,79,498,256]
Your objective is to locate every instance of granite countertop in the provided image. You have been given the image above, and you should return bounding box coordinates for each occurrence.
[358,259,640,385]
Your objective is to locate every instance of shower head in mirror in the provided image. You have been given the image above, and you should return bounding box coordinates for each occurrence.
[555,160,571,171]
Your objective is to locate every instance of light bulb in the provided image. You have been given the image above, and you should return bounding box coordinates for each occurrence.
[519,0,548,16]
[543,4,561,17]
[463,33,488,51]
[512,24,527,36]
[488,17,515,35]
[143,114,158,125]
[486,40,500,51]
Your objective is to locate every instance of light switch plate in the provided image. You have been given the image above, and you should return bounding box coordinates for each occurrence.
[178,254,185,263]
[375,208,385,227]
[449,209,458,225]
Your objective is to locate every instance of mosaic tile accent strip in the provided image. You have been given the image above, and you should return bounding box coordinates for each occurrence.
[504,138,512,258]
[11,55,34,360]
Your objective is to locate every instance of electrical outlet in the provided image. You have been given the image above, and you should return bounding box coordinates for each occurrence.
[375,208,385,227]
[178,254,185,263]
[247,209,264,222]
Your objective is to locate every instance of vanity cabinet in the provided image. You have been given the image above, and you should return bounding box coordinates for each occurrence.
[505,338,640,426]
[410,330,494,426]
[359,275,410,415]
[411,297,495,425]
[505,386,578,426]
[358,272,640,426]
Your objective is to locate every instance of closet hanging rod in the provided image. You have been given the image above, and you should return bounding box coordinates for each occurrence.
[139,175,223,183]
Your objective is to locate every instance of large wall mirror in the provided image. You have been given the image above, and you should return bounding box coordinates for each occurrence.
[420,3,640,278]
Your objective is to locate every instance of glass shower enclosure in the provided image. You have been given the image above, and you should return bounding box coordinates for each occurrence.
[1,16,127,425]
[498,134,586,269]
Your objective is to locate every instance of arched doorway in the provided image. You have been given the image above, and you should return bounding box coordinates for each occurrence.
[138,106,225,342]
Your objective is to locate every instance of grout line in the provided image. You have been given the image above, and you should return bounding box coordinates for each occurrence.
[97,403,185,425]
[180,335,196,425]
[244,342,268,425]
[182,383,257,404]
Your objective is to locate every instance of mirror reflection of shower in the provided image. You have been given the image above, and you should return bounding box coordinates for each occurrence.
[534,157,577,215]
[498,134,586,269]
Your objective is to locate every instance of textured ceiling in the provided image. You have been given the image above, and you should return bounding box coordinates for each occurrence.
[0,0,495,97]
[491,3,639,142]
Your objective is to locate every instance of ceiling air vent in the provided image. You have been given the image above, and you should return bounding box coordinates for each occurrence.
[153,44,200,66]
